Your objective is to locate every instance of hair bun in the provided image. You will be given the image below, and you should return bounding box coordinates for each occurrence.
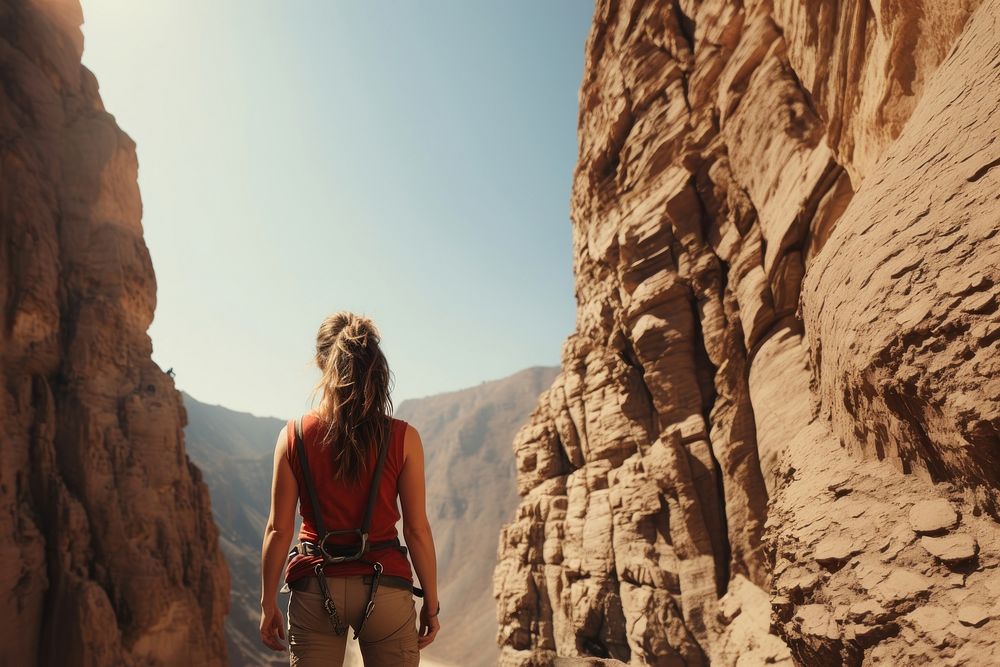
[344,314,379,347]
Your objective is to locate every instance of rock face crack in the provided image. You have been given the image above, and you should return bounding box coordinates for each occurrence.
[966,155,1000,183]
[495,0,1000,665]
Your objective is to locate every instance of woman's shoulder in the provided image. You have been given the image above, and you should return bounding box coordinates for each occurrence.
[293,412,326,447]
[391,418,415,460]
[393,417,419,441]
[302,411,327,428]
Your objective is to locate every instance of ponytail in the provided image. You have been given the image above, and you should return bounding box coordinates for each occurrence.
[311,311,393,480]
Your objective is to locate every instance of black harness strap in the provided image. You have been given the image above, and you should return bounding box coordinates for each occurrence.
[361,422,391,536]
[295,418,327,538]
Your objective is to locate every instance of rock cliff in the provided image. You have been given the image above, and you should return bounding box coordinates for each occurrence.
[495,0,1000,664]
[0,1,229,665]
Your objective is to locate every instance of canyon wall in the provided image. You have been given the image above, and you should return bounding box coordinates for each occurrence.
[0,1,229,665]
[495,0,1000,664]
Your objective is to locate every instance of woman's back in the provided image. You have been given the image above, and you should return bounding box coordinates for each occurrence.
[259,311,438,665]
[283,413,413,584]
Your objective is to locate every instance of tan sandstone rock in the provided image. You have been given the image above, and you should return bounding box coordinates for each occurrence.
[813,534,860,567]
[0,1,229,664]
[958,604,992,628]
[909,499,960,534]
[920,534,979,564]
[495,0,1000,664]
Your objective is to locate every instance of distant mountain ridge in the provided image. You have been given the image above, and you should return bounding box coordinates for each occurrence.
[396,366,560,667]
[182,393,286,667]
[183,365,558,666]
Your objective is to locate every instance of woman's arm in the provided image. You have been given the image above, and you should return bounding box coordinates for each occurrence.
[259,425,298,651]
[397,423,440,649]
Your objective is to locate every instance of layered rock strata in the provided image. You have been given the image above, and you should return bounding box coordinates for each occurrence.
[495,0,1000,664]
[0,1,229,664]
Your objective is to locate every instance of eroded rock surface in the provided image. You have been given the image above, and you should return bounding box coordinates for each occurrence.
[495,0,1000,664]
[0,1,229,664]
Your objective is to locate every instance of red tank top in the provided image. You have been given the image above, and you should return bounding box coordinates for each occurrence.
[283,413,413,584]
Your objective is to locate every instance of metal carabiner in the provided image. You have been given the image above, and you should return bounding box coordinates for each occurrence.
[365,562,383,618]
[353,561,384,640]
[313,562,347,635]
[318,529,369,563]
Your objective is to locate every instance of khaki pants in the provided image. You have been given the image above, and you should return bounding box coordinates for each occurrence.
[287,576,419,666]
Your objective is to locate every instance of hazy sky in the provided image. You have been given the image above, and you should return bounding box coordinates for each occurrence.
[79,1,593,419]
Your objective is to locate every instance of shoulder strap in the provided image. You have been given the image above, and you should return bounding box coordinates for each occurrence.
[296,416,392,541]
[294,417,328,538]
[360,418,392,536]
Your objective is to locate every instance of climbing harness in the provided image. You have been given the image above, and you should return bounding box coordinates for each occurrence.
[286,417,423,638]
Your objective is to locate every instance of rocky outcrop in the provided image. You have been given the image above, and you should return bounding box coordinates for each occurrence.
[0,2,229,665]
[495,0,1000,664]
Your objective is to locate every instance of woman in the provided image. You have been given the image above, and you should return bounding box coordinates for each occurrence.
[259,312,440,666]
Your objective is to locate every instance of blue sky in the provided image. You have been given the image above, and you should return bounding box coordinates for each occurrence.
[80,1,593,420]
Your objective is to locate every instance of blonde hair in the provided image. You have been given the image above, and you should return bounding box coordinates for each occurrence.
[310,311,393,480]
